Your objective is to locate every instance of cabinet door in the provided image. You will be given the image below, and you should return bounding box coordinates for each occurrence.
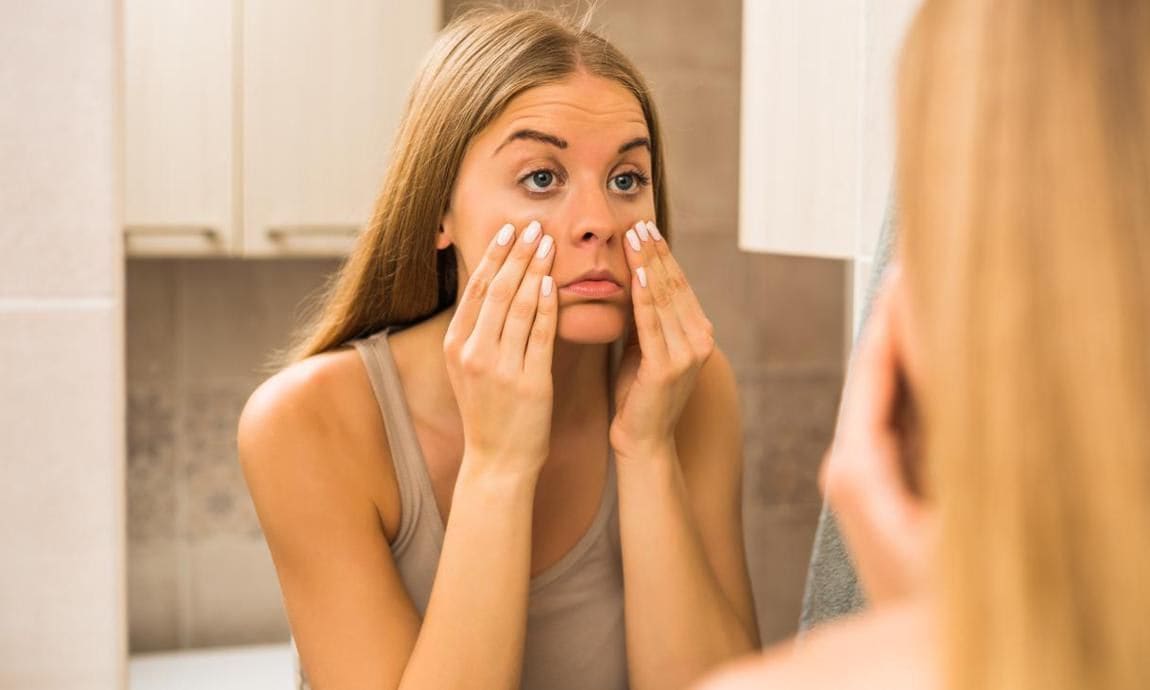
[739,0,920,260]
[242,1,439,257]
[124,0,236,256]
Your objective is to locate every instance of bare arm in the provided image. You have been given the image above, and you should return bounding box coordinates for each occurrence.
[240,220,561,689]
[612,221,759,690]
[617,350,760,690]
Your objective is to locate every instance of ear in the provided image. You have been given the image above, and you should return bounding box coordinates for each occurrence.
[436,213,454,251]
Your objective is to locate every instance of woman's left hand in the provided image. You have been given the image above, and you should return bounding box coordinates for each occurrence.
[610,220,715,461]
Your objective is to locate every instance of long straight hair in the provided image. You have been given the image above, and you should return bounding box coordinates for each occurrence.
[897,1,1150,688]
[280,7,669,365]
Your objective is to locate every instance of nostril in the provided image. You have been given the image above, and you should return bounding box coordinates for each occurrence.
[582,232,596,242]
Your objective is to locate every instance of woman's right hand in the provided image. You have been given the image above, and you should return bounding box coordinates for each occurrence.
[443,220,558,480]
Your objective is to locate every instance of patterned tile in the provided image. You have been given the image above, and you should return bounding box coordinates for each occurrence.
[179,379,263,541]
[127,381,178,543]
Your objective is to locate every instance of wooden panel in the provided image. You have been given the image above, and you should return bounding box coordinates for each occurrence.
[739,0,863,259]
[124,0,235,256]
[241,0,439,257]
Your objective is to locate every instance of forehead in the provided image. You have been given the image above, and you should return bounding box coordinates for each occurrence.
[481,72,649,149]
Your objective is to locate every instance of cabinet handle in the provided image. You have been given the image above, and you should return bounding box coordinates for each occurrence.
[266,225,361,240]
[125,224,220,239]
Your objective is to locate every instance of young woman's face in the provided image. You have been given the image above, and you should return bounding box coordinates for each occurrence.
[442,71,655,344]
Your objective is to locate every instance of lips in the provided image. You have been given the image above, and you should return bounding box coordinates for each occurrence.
[561,269,625,298]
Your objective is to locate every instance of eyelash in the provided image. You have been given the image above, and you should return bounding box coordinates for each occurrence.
[517,167,652,197]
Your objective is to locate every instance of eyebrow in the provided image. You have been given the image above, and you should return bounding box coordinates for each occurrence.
[492,130,652,157]
[494,129,568,155]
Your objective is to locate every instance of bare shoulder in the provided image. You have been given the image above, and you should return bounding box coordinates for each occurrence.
[238,346,399,533]
[696,601,939,690]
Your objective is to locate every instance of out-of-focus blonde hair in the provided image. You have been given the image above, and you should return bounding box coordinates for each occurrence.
[281,7,669,364]
[898,1,1150,689]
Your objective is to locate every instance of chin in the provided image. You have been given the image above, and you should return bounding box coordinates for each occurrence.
[556,302,629,344]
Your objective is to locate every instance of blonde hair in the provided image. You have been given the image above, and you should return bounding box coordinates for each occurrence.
[898,1,1150,688]
[281,7,669,364]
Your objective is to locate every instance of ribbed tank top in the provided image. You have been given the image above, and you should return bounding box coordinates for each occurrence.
[295,329,629,689]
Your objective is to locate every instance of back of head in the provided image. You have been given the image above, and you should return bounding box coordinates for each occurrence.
[897,1,1150,688]
[282,6,667,364]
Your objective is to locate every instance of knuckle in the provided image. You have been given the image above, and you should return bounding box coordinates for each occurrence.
[654,290,674,308]
[465,277,489,302]
[508,297,536,320]
[487,279,515,303]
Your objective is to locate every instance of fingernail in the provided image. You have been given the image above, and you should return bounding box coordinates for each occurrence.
[635,221,650,242]
[626,229,641,252]
[522,220,542,243]
[636,267,648,288]
[536,235,553,259]
[647,221,663,241]
[496,223,515,246]
[541,275,554,297]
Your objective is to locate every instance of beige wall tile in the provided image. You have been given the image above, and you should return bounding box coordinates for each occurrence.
[0,308,125,688]
[0,2,120,299]
[186,538,291,648]
[743,503,823,645]
[128,542,182,653]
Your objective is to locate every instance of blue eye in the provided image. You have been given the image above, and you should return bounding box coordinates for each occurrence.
[522,169,557,192]
[608,171,650,195]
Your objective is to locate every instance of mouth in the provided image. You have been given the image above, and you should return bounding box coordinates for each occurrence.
[560,269,625,299]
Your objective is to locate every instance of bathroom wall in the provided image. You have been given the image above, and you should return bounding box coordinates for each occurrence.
[127,258,338,651]
[0,2,127,688]
[126,0,847,652]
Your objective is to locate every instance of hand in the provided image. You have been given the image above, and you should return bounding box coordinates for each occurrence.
[443,220,558,479]
[610,220,715,460]
[820,265,934,605]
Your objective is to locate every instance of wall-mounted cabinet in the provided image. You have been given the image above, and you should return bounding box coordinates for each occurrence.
[739,0,922,334]
[124,0,439,258]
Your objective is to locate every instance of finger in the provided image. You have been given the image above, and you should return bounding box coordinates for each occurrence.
[626,221,689,359]
[499,234,555,371]
[472,220,545,343]
[445,222,517,347]
[524,273,559,376]
[624,223,669,364]
[645,221,707,323]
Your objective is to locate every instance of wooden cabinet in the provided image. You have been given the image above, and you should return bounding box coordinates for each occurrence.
[124,1,439,257]
[739,0,922,334]
[124,0,236,256]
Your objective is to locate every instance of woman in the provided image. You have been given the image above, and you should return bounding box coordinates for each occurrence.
[239,8,759,690]
[701,0,1150,689]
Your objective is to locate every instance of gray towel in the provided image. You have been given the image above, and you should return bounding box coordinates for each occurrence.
[798,199,899,631]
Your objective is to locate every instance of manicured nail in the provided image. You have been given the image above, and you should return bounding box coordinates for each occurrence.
[536,235,553,259]
[636,267,648,288]
[496,223,515,246]
[522,220,542,243]
[626,229,642,252]
[635,221,650,242]
[541,275,554,297]
[647,221,663,241]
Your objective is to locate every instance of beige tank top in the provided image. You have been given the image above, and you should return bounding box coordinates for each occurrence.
[299,328,628,689]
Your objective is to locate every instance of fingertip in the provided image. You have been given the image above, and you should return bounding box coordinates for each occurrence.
[541,275,554,298]
[636,266,648,289]
[495,223,515,247]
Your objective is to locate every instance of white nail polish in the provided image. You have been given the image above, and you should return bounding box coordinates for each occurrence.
[522,220,542,243]
[536,235,553,259]
[541,275,554,297]
[636,222,650,242]
[636,266,648,288]
[647,221,663,241]
[626,229,641,252]
[496,224,515,246]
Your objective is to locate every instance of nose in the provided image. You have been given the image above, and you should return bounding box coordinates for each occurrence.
[562,182,621,249]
